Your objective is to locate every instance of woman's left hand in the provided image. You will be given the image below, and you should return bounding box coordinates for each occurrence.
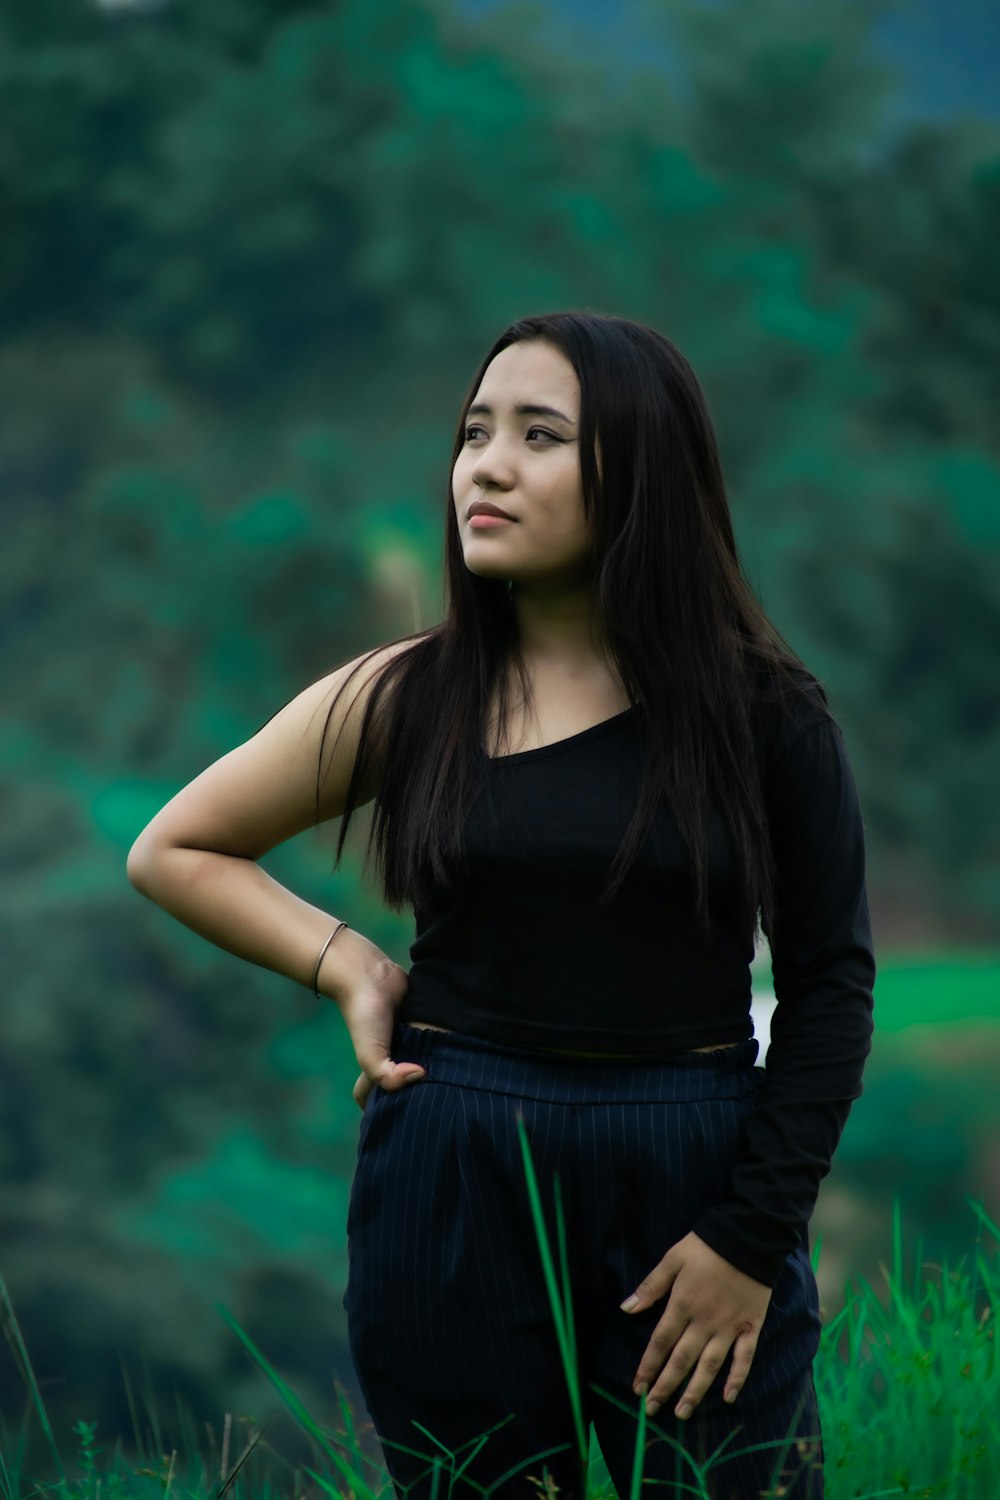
[623,1231,773,1420]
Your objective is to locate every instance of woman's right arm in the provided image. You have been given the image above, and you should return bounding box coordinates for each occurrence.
[125,640,413,1010]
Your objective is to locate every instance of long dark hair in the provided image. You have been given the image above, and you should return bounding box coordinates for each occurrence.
[316,311,831,950]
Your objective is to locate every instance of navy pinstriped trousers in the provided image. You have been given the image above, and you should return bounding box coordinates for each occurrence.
[343,1021,824,1499]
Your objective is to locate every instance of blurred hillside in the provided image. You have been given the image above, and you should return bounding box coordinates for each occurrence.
[457,0,1000,149]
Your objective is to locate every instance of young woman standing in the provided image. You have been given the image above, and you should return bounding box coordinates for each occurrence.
[128,313,875,1499]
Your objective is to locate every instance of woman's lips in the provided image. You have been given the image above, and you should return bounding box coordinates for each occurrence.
[469,515,515,528]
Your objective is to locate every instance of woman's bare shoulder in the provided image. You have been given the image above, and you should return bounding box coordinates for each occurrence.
[127,631,434,868]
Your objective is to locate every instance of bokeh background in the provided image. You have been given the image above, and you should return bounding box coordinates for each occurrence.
[3,0,999,1487]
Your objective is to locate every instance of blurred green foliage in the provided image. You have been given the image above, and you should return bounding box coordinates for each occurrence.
[3,0,999,1477]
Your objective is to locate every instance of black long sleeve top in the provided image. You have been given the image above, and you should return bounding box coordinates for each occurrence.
[397,675,876,1287]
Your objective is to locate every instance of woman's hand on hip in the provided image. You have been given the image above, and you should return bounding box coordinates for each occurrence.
[337,961,427,1112]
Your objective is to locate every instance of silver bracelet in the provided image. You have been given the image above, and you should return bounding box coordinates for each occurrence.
[311,920,350,997]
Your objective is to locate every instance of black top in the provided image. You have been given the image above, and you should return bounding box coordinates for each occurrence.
[398,676,876,1287]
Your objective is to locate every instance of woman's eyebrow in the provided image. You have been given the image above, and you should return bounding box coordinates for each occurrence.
[466,402,576,426]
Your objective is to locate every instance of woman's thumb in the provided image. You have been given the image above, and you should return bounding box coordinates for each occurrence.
[380,1058,427,1089]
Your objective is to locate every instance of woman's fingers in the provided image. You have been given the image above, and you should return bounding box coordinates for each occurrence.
[722,1329,760,1404]
[353,1065,425,1112]
[642,1329,761,1420]
[642,1332,724,1418]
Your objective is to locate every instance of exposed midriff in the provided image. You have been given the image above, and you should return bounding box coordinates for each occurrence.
[405,1021,739,1058]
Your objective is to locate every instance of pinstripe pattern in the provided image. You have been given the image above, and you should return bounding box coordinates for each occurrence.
[344,1021,824,1498]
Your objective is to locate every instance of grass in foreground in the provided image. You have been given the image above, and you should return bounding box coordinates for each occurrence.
[1,1117,997,1499]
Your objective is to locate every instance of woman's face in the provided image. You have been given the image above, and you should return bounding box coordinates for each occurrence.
[453,340,595,590]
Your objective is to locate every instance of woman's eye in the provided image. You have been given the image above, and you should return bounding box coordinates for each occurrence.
[464,425,555,443]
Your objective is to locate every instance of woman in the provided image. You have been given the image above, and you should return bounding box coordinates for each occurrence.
[128,312,875,1500]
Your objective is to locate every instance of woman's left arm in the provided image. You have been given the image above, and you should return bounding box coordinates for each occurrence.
[625,714,876,1421]
[690,714,877,1283]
